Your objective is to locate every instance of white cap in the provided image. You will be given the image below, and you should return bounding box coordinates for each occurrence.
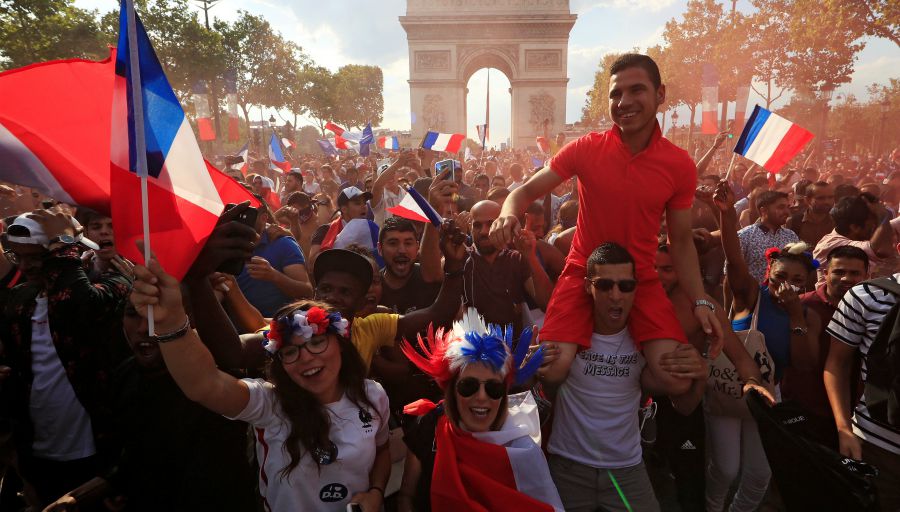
[6,214,99,250]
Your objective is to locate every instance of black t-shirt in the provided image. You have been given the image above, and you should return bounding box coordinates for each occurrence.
[379,264,440,314]
[403,407,442,512]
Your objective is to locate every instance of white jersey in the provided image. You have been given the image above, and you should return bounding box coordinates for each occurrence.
[229,379,390,511]
[548,329,646,469]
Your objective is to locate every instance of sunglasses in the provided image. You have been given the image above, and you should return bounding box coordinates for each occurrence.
[455,377,505,400]
[586,278,638,293]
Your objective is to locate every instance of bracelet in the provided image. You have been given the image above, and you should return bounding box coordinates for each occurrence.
[151,316,191,343]
[368,485,384,497]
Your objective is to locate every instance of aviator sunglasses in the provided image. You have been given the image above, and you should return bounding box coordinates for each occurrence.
[455,377,505,400]
[586,278,638,293]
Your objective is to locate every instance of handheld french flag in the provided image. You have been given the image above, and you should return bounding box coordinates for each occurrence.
[377,136,399,150]
[734,105,814,174]
[422,131,465,153]
[111,0,235,279]
[268,132,290,172]
[325,121,345,136]
[317,139,338,156]
[359,122,374,157]
[387,186,443,226]
[229,142,249,175]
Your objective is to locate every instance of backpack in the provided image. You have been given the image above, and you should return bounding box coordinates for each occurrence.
[859,277,900,427]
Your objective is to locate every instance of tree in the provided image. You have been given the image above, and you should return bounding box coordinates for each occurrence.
[332,64,384,129]
[580,52,622,127]
[215,11,309,127]
[0,0,104,70]
[747,0,792,108]
[304,66,338,135]
[795,0,898,47]
[97,0,227,102]
[295,124,323,155]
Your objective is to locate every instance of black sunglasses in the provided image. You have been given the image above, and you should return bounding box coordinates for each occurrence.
[456,377,505,400]
[586,278,638,293]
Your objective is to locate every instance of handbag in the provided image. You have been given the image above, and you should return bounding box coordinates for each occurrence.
[705,290,777,418]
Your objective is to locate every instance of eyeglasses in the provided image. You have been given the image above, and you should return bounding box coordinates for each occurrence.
[586,278,638,293]
[455,377,505,400]
[277,336,330,364]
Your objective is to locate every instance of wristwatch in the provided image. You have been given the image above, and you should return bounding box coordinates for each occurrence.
[693,299,716,312]
[791,326,809,336]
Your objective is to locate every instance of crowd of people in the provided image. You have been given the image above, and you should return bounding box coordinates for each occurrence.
[0,53,898,512]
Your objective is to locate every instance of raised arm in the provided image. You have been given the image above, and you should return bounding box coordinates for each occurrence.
[714,181,757,310]
[131,255,250,418]
[696,130,728,177]
[490,167,563,247]
[419,169,458,283]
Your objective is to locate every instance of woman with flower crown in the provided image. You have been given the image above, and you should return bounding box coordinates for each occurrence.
[396,308,564,512]
[129,254,391,512]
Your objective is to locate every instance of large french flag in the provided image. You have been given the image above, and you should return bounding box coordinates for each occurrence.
[268,132,290,172]
[377,136,399,150]
[224,69,240,141]
[191,79,215,141]
[701,63,719,135]
[325,121,345,136]
[387,186,442,226]
[431,393,563,512]
[422,131,465,153]
[734,105,814,174]
[111,0,251,279]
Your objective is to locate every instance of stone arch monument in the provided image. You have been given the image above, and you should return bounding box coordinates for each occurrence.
[400,0,576,149]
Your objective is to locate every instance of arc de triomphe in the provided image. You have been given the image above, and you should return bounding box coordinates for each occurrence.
[400,0,576,149]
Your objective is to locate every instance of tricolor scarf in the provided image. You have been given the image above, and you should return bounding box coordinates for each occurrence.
[430,392,563,512]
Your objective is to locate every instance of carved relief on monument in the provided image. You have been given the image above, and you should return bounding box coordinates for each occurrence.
[415,51,451,71]
[422,94,447,131]
[404,23,573,40]
[525,50,561,71]
[529,91,555,134]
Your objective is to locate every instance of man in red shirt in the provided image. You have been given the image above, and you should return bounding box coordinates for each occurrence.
[491,54,722,394]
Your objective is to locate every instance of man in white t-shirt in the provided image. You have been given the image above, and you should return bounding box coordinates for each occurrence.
[542,242,707,512]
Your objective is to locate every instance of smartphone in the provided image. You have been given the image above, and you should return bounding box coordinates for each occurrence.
[435,159,461,182]
[216,203,258,275]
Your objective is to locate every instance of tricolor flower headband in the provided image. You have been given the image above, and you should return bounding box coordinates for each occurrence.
[263,306,350,355]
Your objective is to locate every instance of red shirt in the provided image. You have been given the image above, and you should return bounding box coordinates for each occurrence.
[550,124,696,280]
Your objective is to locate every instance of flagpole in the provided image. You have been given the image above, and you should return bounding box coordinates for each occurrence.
[484,69,490,151]
[724,152,737,182]
[124,0,155,335]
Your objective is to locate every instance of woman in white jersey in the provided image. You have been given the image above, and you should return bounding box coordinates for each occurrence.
[129,256,390,512]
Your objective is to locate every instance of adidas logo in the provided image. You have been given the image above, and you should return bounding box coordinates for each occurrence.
[680,440,697,450]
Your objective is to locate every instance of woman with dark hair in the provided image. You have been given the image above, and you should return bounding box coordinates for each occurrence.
[709,181,823,512]
[129,256,390,512]
[396,309,563,512]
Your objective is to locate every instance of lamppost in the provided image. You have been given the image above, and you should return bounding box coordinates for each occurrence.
[671,110,680,146]
[878,97,890,157]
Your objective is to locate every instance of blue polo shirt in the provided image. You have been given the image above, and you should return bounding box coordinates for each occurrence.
[236,231,306,317]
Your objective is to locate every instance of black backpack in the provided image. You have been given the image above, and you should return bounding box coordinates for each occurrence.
[860,277,900,427]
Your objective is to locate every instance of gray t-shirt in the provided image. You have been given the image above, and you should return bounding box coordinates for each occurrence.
[548,329,645,469]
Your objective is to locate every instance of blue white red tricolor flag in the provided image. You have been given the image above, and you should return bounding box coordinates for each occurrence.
[111,0,254,279]
[701,63,719,135]
[325,121,345,136]
[377,136,399,150]
[359,122,374,156]
[223,69,240,141]
[421,131,465,153]
[229,142,249,175]
[733,105,814,174]
[387,186,443,226]
[317,139,338,156]
[268,132,290,172]
[191,80,215,141]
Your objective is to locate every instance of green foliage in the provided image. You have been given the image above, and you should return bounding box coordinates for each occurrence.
[332,64,384,129]
[0,0,105,69]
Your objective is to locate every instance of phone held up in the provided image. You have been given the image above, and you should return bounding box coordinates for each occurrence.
[435,159,461,182]
[216,203,259,275]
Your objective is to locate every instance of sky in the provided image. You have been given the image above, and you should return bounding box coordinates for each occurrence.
[75,0,899,146]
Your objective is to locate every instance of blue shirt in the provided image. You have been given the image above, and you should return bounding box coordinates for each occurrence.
[237,231,306,317]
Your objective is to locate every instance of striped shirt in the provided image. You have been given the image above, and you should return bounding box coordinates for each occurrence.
[826,275,900,454]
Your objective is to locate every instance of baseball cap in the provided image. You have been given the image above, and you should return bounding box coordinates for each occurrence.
[6,214,99,250]
[313,248,373,290]
[337,186,372,207]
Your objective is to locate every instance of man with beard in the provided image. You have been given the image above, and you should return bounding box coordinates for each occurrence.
[786,182,835,247]
[74,208,129,281]
[377,217,439,314]
[781,245,869,448]
[462,200,550,333]
[737,190,799,284]
[280,170,304,204]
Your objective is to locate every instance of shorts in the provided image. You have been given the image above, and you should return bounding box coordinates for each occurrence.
[540,256,687,349]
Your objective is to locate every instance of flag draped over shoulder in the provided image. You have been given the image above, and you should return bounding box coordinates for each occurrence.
[110,0,255,279]
[430,393,563,512]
